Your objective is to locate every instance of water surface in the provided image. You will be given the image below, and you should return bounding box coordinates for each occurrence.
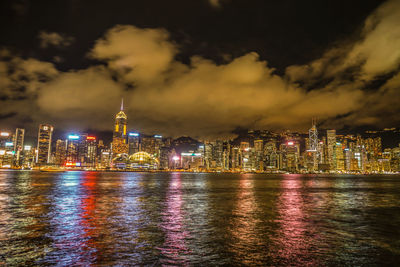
[1,170,400,265]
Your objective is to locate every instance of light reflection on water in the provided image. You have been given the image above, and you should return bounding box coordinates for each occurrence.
[1,171,400,265]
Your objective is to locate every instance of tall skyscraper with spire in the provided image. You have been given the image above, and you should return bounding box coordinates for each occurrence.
[112,99,129,155]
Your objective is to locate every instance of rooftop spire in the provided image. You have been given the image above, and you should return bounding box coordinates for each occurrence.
[121,98,124,111]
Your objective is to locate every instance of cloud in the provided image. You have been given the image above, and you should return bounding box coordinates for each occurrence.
[0,51,59,130]
[209,0,221,8]
[0,52,59,100]
[90,25,177,85]
[286,0,400,83]
[38,31,75,48]
[37,66,124,131]
[2,0,400,137]
[88,26,364,137]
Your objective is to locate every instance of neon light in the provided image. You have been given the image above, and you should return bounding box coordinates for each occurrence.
[129,132,139,137]
[24,145,31,150]
[5,142,13,147]
[65,162,81,167]
[6,151,14,155]
[172,156,180,161]
[287,141,294,146]
[0,150,5,155]
[154,135,162,138]
[0,132,9,137]
[87,136,96,140]
[181,153,201,156]
[68,135,80,140]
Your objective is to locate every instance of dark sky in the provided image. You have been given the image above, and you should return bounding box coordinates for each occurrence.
[0,0,399,140]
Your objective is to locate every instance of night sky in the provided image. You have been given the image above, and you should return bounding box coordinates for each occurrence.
[0,0,399,140]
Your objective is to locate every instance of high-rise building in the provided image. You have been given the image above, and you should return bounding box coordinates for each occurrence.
[55,139,67,166]
[327,129,336,170]
[308,119,318,151]
[128,132,140,154]
[141,135,163,158]
[112,99,129,155]
[335,142,345,171]
[0,131,13,168]
[13,128,25,167]
[22,145,34,169]
[36,124,53,165]
[84,136,97,167]
[66,134,81,164]
[254,139,264,171]
[280,141,300,172]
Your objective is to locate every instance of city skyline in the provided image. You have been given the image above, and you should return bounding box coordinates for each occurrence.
[1,100,399,173]
[0,0,400,138]
[2,1,400,266]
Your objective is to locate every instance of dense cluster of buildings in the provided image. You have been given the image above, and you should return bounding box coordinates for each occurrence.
[1,101,399,173]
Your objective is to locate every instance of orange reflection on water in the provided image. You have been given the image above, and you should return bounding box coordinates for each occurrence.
[160,173,190,265]
[229,174,263,264]
[275,175,317,265]
[79,172,102,260]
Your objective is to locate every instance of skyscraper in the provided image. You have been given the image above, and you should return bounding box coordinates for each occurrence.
[13,128,25,167]
[36,124,53,165]
[307,119,318,171]
[128,132,140,154]
[327,129,336,170]
[55,139,67,166]
[112,99,129,155]
[85,136,97,167]
[308,119,318,151]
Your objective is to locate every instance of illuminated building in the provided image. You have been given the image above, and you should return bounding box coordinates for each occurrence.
[85,136,97,167]
[36,124,53,165]
[317,139,325,164]
[326,130,336,170]
[22,145,34,169]
[212,140,224,170]
[111,151,159,169]
[308,119,318,151]
[180,152,203,170]
[254,139,264,171]
[240,142,252,171]
[391,146,400,172]
[13,128,25,167]
[140,135,163,158]
[66,134,81,164]
[280,141,300,172]
[231,146,241,170]
[307,119,318,172]
[55,139,67,166]
[128,132,140,154]
[344,148,352,171]
[100,149,111,168]
[203,142,213,169]
[263,141,277,169]
[335,143,345,171]
[112,99,128,155]
[222,142,231,171]
[0,131,13,168]
[159,146,171,169]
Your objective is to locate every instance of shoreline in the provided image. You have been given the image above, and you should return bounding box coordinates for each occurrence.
[0,168,398,175]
